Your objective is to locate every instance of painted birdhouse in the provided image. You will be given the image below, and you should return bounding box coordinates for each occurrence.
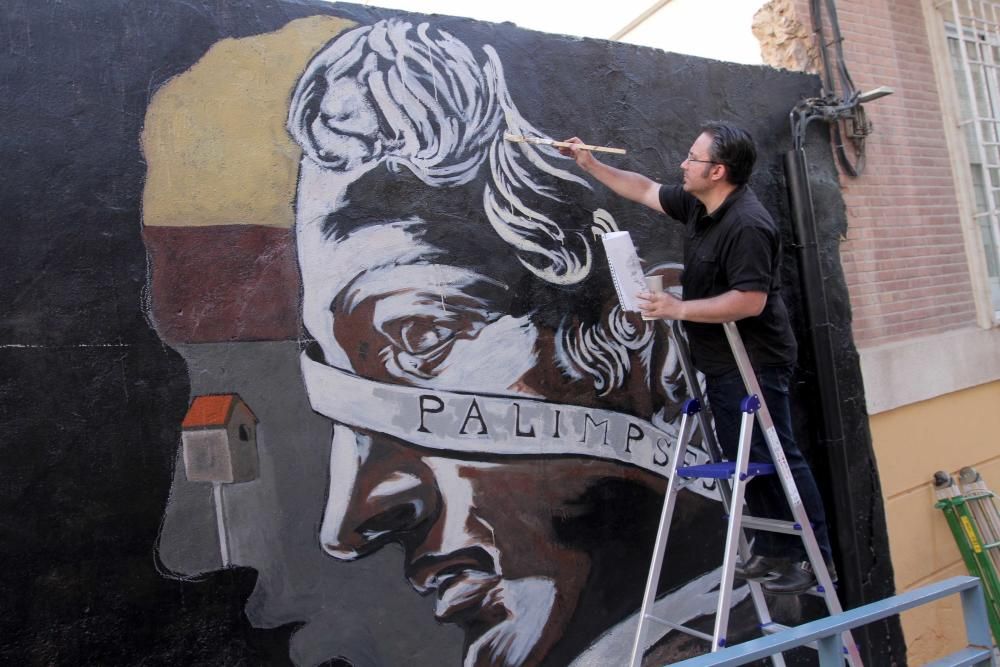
[180,394,259,483]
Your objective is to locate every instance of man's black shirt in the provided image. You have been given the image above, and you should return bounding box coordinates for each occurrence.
[658,184,797,376]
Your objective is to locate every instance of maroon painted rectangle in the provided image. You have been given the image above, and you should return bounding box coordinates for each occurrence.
[143,225,302,343]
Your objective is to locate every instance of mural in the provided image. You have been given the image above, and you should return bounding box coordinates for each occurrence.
[1,0,901,665]
[146,15,741,666]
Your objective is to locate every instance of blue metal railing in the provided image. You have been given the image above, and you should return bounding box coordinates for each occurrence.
[664,576,996,667]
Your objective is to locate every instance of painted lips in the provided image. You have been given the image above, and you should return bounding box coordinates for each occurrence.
[433,570,503,622]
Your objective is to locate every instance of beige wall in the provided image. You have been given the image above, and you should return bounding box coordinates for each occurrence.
[871,380,1000,662]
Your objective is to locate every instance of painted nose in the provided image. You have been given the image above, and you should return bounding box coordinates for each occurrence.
[320,427,437,560]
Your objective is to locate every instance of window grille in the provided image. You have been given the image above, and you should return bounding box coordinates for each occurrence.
[940,0,1000,320]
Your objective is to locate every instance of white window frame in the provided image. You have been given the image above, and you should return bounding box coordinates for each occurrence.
[934,0,1000,325]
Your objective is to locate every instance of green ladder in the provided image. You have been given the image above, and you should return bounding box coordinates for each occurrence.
[934,469,1000,646]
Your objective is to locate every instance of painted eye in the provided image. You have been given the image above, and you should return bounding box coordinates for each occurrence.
[392,318,459,357]
[381,317,465,380]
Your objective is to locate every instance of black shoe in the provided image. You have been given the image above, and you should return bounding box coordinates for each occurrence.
[734,555,786,581]
[762,560,818,595]
[825,560,839,585]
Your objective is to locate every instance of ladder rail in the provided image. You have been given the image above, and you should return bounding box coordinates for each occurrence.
[712,403,759,649]
[629,406,702,667]
[722,322,829,589]
[721,322,862,666]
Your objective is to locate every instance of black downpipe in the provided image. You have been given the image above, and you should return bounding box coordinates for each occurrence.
[783,148,873,664]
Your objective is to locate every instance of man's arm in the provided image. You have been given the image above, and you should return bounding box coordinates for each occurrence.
[637,289,767,323]
[559,137,664,213]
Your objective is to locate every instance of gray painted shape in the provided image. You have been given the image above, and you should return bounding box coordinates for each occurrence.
[159,340,462,666]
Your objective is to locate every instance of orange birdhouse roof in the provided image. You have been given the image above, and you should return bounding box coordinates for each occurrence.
[181,393,257,429]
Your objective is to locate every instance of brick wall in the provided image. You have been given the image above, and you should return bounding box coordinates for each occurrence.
[792,0,978,346]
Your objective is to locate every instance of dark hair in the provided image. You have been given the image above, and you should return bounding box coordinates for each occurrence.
[699,121,756,186]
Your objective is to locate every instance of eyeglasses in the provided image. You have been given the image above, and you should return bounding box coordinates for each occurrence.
[685,153,721,165]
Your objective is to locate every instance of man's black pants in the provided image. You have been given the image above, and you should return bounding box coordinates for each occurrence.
[704,364,832,563]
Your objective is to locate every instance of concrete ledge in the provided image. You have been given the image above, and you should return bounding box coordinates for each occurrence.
[859,326,1000,414]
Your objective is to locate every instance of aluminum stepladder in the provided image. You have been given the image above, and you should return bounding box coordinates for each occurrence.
[628,320,862,667]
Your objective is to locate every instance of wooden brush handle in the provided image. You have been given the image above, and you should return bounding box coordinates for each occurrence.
[504,133,627,155]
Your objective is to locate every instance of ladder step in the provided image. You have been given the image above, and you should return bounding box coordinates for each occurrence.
[754,580,837,598]
[677,461,776,479]
[741,515,802,534]
[643,615,714,642]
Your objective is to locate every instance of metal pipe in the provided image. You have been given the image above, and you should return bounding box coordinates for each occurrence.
[783,147,873,665]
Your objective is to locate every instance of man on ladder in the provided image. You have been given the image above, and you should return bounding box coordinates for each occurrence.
[560,121,834,594]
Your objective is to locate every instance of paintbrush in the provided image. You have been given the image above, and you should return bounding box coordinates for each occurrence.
[503,132,627,155]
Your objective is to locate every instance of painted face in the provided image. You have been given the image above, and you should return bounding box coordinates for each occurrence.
[320,427,669,666]
[294,166,693,665]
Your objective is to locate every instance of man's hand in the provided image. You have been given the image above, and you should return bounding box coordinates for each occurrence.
[637,291,684,320]
[558,137,664,213]
[558,137,599,171]
[639,289,767,323]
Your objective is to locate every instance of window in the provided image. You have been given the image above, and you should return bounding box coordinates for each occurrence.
[942,0,1000,321]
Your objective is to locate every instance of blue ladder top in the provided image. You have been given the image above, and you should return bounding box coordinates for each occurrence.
[678,461,776,479]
